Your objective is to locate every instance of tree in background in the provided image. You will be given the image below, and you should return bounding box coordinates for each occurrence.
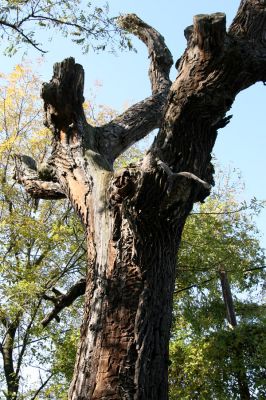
[0,64,86,400]
[170,170,266,400]
[14,2,266,398]
[0,0,131,55]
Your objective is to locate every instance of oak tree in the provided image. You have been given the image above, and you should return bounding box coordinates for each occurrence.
[14,1,266,399]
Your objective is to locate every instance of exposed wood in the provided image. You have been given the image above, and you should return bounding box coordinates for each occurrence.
[100,13,173,161]
[14,1,266,399]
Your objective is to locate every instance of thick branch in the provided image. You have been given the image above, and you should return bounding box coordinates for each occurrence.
[229,0,266,82]
[41,278,86,327]
[99,93,167,161]
[98,14,173,161]
[143,8,266,189]
[118,14,173,94]
[1,320,19,399]
[14,154,66,199]
[127,5,266,213]
[230,0,266,44]
[40,17,173,164]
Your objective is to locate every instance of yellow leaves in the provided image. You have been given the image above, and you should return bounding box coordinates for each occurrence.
[27,127,51,161]
[0,134,17,155]
[83,99,118,126]
[0,63,44,157]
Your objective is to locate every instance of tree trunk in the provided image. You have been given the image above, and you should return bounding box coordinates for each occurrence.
[0,322,19,400]
[69,176,188,399]
[14,2,266,399]
[219,269,251,400]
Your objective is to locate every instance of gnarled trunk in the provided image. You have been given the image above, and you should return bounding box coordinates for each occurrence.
[68,176,187,399]
[14,2,266,399]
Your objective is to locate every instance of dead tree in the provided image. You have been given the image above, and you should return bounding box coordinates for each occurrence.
[14,1,266,399]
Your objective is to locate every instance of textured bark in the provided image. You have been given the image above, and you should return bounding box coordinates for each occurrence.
[14,2,266,399]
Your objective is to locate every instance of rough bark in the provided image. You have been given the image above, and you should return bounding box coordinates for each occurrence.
[14,1,266,399]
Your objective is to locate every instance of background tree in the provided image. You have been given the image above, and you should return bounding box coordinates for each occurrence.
[0,64,86,400]
[169,169,266,399]
[14,1,266,399]
[0,0,131,55]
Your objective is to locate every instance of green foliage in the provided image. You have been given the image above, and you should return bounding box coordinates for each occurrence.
[169,169,266,399]
[0,0,132,54]
[0,64,86,399]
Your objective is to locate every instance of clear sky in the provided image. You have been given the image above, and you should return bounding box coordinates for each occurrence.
[1,0,265,247]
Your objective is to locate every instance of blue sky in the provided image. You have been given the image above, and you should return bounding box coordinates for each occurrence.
[1,0,265,247]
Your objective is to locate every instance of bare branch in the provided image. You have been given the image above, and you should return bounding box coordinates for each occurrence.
[41,278,86,327]
[229,0,266,82]
[100,94,167,162]
[118,14,173,94]
[229,0,266,42]
[98,14,173,161]
[40,17,173,165]
[141,7,266,192]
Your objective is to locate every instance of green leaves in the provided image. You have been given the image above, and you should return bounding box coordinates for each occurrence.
[0,0,133,54]
[170,168,266,399]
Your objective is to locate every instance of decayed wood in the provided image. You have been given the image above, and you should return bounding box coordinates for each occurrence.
[14,1,266,399]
